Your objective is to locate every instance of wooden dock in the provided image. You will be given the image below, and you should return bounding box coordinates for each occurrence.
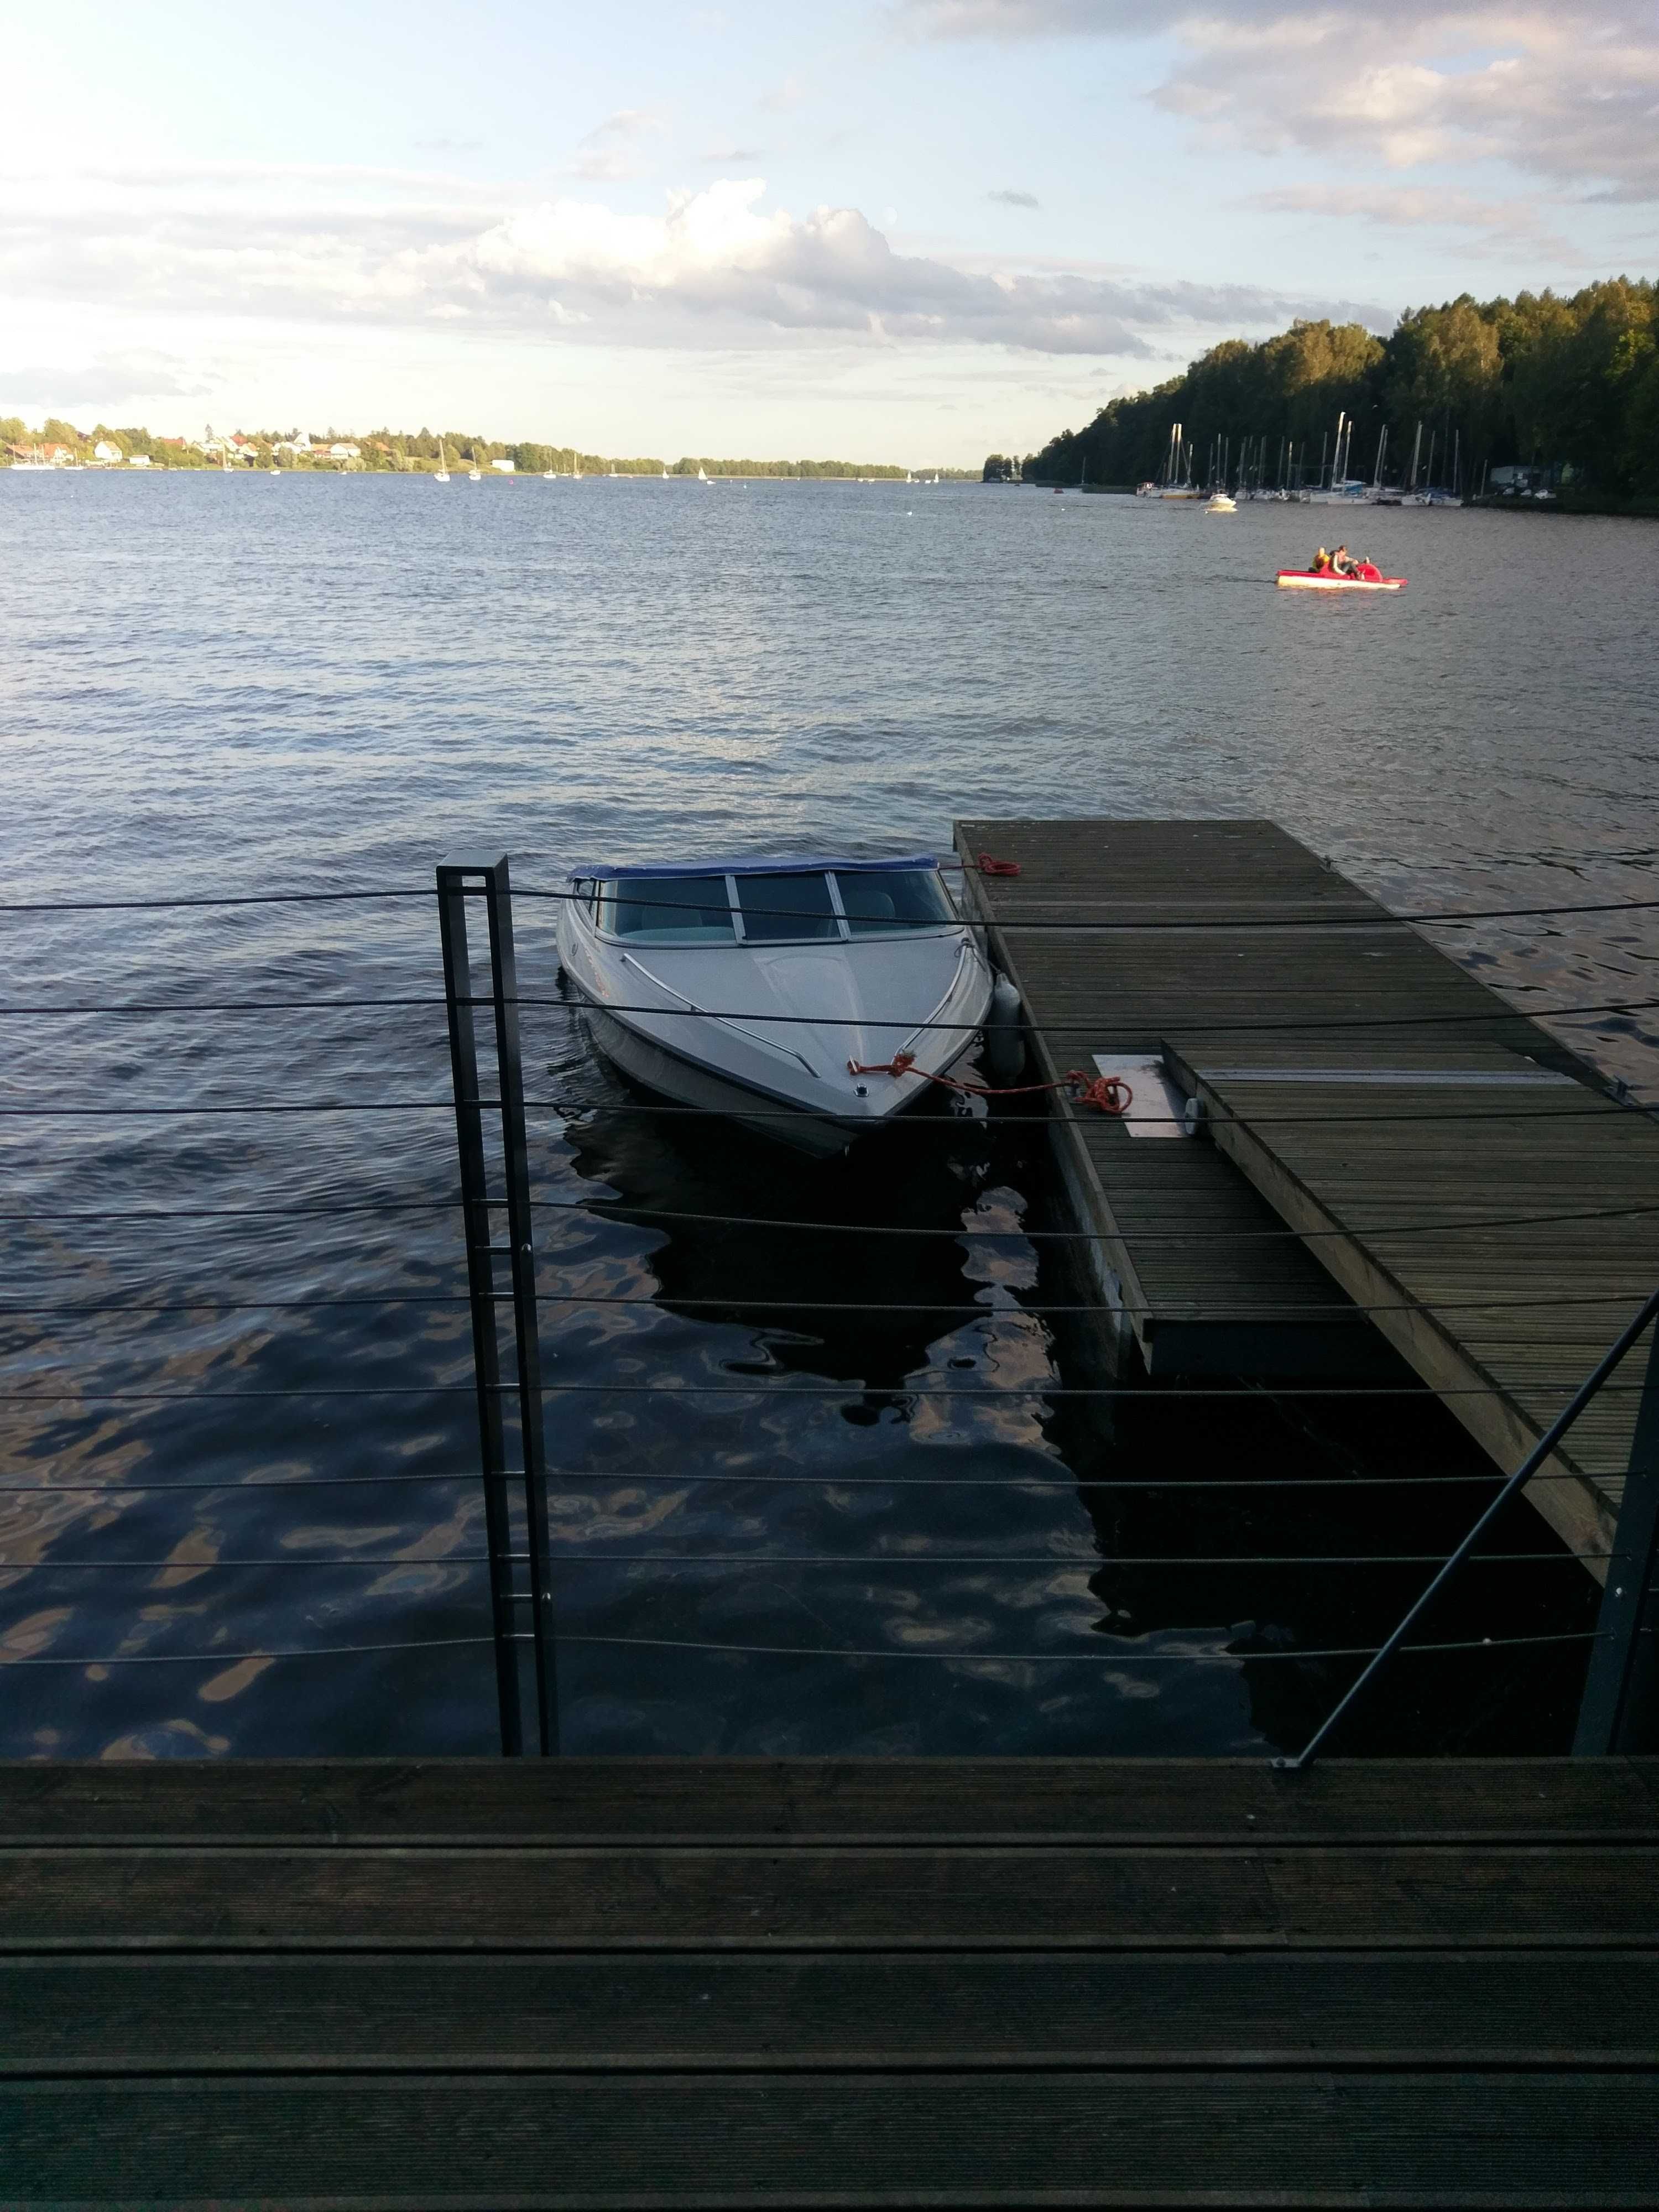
[4,1754,1658,2205]
[956,818,1659,1569]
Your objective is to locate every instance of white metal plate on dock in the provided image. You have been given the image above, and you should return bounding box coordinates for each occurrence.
[1092,1055,1192,1138]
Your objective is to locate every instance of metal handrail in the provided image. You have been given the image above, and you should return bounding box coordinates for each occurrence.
[1275,1285,1659,1771]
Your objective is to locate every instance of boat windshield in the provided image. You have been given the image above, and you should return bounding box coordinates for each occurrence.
[589,865,958,944]
[598,876,735,943]
[736,873,839,943]
[834,869,956,935]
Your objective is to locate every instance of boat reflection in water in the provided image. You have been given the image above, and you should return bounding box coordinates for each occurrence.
[555,855,995,1157]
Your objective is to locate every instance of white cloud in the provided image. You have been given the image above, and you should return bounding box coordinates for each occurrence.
[580,108,661,146]
[568,148,646,183]
[0,166,1389,362]
[901,2,1659,199]
[1251,182,1579,259]
[989,189,1041,208]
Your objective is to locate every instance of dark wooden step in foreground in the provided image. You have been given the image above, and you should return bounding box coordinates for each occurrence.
[4,1756,1657,2206]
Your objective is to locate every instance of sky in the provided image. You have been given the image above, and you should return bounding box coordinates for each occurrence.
[2,0,1655,463]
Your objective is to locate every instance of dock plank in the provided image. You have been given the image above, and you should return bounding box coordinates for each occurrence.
[10,2071,1659,2208]
[7,1949,1656,2073]
[3,1755,1656,1842]
[6,1841,1659,1950]
[4,1757,1655,2208]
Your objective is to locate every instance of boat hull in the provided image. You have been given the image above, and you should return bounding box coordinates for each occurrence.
[575,997,981,1158]
[554,867,995,1157]
[1275,571,1406,593]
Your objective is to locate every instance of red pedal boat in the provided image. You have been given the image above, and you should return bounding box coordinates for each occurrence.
[1276,566,1406,593]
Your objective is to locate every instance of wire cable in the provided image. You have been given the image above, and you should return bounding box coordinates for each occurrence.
[0,1467,1603,1494]
[2,1196,1653,1246]
[0,1549,1608,1569]
[2,1632,499,1666]
[0,1380,1640,1401]
[0,1097,1636,1125]
[0,1626,1607,1668]
[3,881,1658,923]
[2,990,1655,1036]
[4,1286,1655,1319]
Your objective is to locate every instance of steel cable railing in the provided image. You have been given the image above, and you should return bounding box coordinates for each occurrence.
[3,881,1657,926]
[2,864,1654,1761]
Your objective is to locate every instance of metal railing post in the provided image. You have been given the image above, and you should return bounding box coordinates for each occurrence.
[482,858,559,1756]
[437,856,557,1756]
[1573,1324,1659,1755]
[1275,1286,1659,1772]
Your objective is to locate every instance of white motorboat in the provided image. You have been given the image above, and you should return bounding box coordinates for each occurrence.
[1205,492,1237,514]
[555,855,997,1156]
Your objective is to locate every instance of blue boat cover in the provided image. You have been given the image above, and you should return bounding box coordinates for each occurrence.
[573,854,938,881]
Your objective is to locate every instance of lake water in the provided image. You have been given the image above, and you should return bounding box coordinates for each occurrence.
[2,471,1656,1761]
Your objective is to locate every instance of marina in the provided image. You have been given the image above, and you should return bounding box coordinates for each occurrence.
[6,17,1657,2194]
[4,445,1659,2211]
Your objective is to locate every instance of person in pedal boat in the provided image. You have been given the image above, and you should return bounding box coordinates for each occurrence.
[1332,544,1355,576]
[1311,546,1332,572]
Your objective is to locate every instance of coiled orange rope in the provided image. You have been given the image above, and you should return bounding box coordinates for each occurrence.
[844,1051,1132,1114]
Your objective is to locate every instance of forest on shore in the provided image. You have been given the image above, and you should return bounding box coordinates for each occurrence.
[0,418,973,478]
[1019,279,1658,503]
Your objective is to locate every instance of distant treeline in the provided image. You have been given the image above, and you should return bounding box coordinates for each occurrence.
[0,417,971,478]
[1018,279,1659,499]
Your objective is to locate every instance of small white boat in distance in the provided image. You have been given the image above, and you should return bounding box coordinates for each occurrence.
[1206,492,1237,514]
[556,855,995,1155]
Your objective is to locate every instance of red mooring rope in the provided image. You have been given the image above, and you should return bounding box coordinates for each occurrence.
[843,1050,1132,1114]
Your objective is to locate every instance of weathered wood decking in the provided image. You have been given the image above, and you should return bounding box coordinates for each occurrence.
[3,1755,1657,2205]
[956,818,1659,1569]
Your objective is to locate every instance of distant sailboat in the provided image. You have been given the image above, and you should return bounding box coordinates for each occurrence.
[697,464,709,483]
[467,452,482,482]
[269,457,279,476]
[662,463,670,479]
